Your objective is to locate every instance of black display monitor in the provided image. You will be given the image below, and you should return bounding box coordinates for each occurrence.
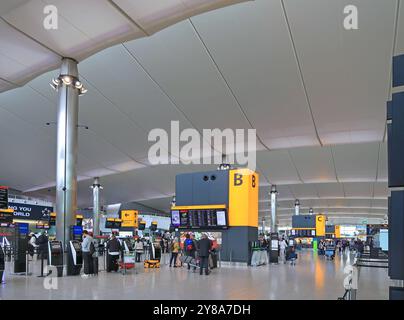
[171,208,228,230]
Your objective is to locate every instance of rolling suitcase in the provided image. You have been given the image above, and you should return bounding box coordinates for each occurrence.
[93,256,98,275]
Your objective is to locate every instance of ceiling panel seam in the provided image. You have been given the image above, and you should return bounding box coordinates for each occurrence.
[279,0,322,147]
[26,84,131,172]
[0,16,63,58]
[120,44,201,133]
[77,73,166,166]
[329,146,342,186]
[287,150,304,183]
[0,76,19,87]
[286,184,296,200]
[187,18,272,152]
[120,43,234,159]
[107,0,150,36]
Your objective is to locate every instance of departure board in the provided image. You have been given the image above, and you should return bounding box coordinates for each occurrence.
[0,187,8,210]
[171,208,228,230]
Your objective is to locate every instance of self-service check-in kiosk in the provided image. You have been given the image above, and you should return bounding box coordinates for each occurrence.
[48,240,64,277]
[269,233,279,264]
[67,240,82,275]
[14,223,29,273]
[172,169,259,265]
[67,225,83,276]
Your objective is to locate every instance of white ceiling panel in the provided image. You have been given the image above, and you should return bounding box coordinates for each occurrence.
[373,182,389,198]
[122,20,252,132]
[112,0,247,35]
[78,79,150,161]
[284,0,395,144]
[343,182,374,198]
[313,182,345,198]
[136,196,172,213]
[288,184,319,199]
[0,19,60,85]
[289,146,337,182]
[377,142,388,181]
[332,142,379,182]
[78,44,195,135]
[2,0,144,60]
[371,198,388,209]
[0,107,55,190]
[256,150,301,184]
[190,0,319,149]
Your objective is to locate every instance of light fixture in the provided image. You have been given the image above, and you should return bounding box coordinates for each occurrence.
[50,75,87,96]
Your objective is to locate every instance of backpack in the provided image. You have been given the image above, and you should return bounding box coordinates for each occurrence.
[185,239,194,252]
[89,241,96,255]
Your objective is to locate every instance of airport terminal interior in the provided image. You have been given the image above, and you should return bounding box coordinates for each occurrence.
[0,0,404,301]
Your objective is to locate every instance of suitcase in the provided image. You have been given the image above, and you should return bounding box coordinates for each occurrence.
[144,259,160,268]
[210,253,218,269]
[93,256,98,275]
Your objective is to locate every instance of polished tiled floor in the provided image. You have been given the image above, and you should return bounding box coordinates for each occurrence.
[0,250,388,300]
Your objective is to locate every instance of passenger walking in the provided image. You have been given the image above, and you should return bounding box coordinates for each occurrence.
[27,232,38,258]
[169,237,180,267]
[134,238,144,262]
[106,233,121,272]
[279,237,288,264]
[81,230,94,278]
[184,233,197,272]
[198,234,212,276]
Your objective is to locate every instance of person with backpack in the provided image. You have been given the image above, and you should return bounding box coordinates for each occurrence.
[106,233,121,272]
[184,233,197,272]
[81,230,95,278]
[37,231,49,260]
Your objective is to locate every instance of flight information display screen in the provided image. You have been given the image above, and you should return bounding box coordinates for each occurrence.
[171,208,228,230]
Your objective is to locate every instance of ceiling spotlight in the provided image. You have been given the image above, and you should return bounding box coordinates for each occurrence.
[75,81,83,89]
[62,76,72,85]
[79,87,88,96]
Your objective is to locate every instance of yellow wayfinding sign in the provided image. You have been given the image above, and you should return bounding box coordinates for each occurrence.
[316,215,326,236]
[228,169,259,227]
[121,210,138,228]
[335,225,341,238]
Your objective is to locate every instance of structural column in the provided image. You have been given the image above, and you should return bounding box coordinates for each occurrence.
[270,185,277,233]
[53,58,86,248]
[295,199,300,216]
[387,53,404,299]
[92,177,102,237]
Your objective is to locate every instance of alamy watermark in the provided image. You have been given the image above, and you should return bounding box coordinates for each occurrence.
[148,121,257,171]
[344,5,358,30]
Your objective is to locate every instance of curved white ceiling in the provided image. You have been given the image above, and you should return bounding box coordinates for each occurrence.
[1,0,401,225]
[0,0,248,92]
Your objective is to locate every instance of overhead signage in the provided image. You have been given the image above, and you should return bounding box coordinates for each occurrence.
[171,208,228,230]
[0,187,8,210]
[121,210,138,228]
[7,203,53,221]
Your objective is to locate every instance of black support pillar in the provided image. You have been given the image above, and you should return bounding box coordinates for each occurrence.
[387,53,404,299]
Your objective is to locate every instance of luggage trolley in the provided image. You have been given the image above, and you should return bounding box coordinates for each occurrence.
[325,245,336,260]
[119,250,137,275]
